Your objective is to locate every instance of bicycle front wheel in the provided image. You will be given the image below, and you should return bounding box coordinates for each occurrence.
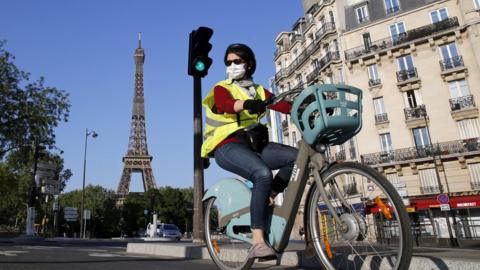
[204,197,254,270]
[307,162,412,270]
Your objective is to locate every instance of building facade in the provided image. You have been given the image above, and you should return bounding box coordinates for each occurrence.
[271,0,480,247]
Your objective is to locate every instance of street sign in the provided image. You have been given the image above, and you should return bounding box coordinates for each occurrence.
[437,193,449,204]
[64,207,78,221]
[53,201,59,211]
[83,209,91,220]
[440,204,451,211]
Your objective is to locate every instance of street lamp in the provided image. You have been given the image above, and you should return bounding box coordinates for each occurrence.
[80,128,98,239]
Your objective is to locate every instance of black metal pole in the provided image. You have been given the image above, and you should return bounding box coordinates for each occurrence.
[80,128,88,239]
[193,76,205,243]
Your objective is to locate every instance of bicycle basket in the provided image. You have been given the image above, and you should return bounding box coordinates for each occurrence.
[291,84,363,146]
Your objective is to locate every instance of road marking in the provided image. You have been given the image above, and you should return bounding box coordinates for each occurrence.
[0,251,29,257]
[89,252,122,257]
[20,246,62,250]
[76,249,108,252]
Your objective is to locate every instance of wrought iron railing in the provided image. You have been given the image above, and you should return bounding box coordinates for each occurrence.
[375,113,389,124]
[440,55,464,71]
[420,185,441,195]
[360,137,480,166]
[335,150,346,161]
[343,182,358,195]
[315,22,336,41]
[471,182,480,190]
[396,68,418,82]
[404,105,426,121]
[344,17,459,60]
[449,95,476,111]
[305,51,340,83]
[386,5,400,15]
[369,78,382,87]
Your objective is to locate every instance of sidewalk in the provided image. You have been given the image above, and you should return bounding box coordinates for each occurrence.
[126,241,480,269]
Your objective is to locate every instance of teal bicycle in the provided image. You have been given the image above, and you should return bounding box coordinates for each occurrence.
[203,84,413,270]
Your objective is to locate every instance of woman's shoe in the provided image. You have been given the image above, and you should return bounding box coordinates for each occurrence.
[247,243,277,261]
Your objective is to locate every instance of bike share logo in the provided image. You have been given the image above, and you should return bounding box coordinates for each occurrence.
[289,164,300,182]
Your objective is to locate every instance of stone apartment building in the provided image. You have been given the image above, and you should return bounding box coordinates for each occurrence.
[271,0,480,247]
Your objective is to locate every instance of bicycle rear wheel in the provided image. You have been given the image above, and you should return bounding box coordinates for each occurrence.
[204,197,254,270]
[307,162,412,270]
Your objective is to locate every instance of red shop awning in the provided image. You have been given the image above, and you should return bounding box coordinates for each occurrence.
[410,194,480,210]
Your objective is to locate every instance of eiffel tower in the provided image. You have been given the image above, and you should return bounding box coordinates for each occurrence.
[117,33,157,206]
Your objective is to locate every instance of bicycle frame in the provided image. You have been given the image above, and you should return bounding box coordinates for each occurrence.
[203,139,347,253]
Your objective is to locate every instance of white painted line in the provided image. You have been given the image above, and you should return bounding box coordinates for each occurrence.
[0,251,29,256]
[89,252,122,257]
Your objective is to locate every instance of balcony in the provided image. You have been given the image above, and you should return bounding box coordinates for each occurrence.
[335,150,346,161]
[315,22,336,41]
[305,51,341,84]
[375,113,389,124]
[440,56,464,72]
[369,78,382,87]
[360,137,480,166]
[450,95,476,111]
[274,47,288,58]
[386,5,400,15]
[396,68,418,83]
[343,182,358,195]
[404,105,426,121]
[471,182,480,190]
[345,17,459,61]
[420,185,441,195]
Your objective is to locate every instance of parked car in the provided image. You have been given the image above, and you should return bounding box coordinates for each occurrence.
[157,223,181,241]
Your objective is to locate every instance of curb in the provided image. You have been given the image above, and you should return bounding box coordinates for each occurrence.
[127,243,480,270]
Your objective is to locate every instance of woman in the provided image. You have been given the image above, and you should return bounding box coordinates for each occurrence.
[201,43,298,260]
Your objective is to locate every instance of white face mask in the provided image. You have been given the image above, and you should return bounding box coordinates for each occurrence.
[226,63,246,80]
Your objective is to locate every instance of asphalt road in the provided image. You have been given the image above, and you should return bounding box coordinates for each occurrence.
[0,240,311,270]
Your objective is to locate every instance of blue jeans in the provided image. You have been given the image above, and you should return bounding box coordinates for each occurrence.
[214,142,298,230]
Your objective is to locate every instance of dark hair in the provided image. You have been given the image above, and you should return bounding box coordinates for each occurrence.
[224,43,256,78]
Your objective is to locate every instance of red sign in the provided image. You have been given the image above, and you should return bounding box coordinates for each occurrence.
[437,194,449,204]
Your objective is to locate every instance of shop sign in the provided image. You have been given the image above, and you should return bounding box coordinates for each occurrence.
[440,204,450,211]
[456,202,477,208]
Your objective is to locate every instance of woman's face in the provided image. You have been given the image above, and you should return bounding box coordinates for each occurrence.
[226,53,245,67]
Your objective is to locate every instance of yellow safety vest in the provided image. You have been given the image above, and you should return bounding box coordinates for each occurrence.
[201,79,266,158]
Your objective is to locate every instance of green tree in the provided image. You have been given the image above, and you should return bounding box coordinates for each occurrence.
[0,40,70,158]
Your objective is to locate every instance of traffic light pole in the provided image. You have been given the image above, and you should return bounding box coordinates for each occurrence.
[193,76,205,243]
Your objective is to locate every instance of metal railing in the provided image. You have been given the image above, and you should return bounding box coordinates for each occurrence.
[375,113,389,124]
[471,182,480,190]
[369,78,382,87]
[386,5,400,15]
[305,51,341,83]
[315,22,336,41]
[449,95,476,111]
[420,185,441,195]
[344,17,459,60]
[335,150,346,161]
[397,68,418,82]
[360,137,480,166]
[440,55,464,71]
[404,105,426,121]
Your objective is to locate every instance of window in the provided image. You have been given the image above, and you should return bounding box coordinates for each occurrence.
[404,90,422,108]
[385,0,400,14]
[476,0,480,9]
[397,55,414,71]
[373,97,386,115]
[380,133,393,152]
[412,127,430,148]
[355,5,369,23]
[367,64,379,80]
[457,118,480,139]
[439,42,462,70]
[389,22,406,43]
[363,33,372,50]
[448,80,470,98]
[468,163,480,190]
[419,168,440,194]
[430,8,448,23]
[386,173,400,184]
[439,42,458,60]
[349,139,356,160]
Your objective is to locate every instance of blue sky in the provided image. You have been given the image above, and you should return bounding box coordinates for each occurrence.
[1,1,303,192]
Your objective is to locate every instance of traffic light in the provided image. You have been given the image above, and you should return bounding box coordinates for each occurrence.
[188,26,213,77]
